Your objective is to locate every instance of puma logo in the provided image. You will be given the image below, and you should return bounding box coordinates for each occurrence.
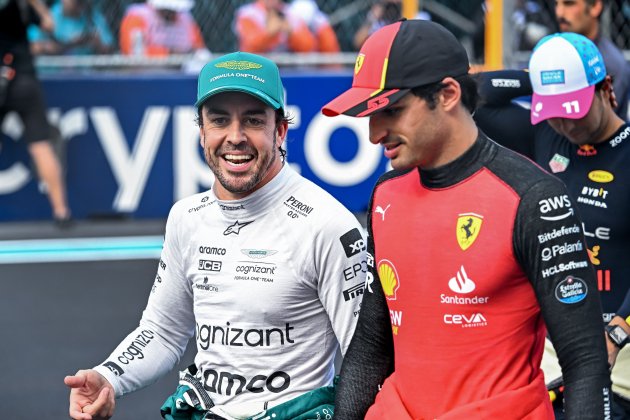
[375,204,390,221]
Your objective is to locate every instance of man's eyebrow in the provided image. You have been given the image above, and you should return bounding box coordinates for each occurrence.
[204,107,268,116]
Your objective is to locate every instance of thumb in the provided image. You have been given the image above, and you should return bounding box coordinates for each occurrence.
[64,373,88,389]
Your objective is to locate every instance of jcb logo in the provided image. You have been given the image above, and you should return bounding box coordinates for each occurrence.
[198,260,222,272]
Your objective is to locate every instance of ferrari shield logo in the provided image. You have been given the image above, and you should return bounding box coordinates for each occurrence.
[456,213,483,251]
[354,53,365,75]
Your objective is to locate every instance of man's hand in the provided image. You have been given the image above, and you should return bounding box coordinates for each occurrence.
[64,369,116,420]
[605,315,630,369]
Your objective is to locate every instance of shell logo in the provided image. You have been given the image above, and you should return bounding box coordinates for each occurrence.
[378,259,400,300]
[588,170,614,183]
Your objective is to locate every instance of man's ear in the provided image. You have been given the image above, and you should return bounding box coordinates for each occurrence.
[590,0,604,18]
[439,77,462,112]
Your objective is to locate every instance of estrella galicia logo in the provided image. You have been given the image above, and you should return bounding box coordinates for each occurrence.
[201,196,209,203]
[224,220,253,235]
[103,361,125,376]
[340,228,366,257]
[555,276,588,304]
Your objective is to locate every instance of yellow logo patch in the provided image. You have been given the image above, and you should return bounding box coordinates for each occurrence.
[588,170,614,183]
[378,259,400,300]
[354,54,365,75]
[215,60,262,71]
[456,213,483,251]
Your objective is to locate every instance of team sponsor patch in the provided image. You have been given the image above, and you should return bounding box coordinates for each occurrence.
[343,283,364,302]
[378,259,400,300]
[340,228,366,257]
[540,70,565,85]
[555,276,588,304]
[588,170,614,183]
[538,194,574,221]
[223,220,253,235]
[549,153,569,173]
[241,249,277,259]
[456,213,483,251]
[102,361,125,376]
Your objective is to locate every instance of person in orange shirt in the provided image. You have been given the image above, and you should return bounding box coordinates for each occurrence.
[119,0,206,57]
[288,0,340,53]
[234,0,316,53]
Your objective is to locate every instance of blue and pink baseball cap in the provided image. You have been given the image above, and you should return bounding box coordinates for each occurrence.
[529,32,606,124]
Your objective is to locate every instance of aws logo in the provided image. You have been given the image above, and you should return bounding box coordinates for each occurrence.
[538,195,574,221]
[378,259,400,300]
[456,213,483,251]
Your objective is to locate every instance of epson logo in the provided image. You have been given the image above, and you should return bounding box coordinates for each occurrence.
[203,369,290,396]
[198,260,222,272]
[199,246,227,255]
[340,228,366,258]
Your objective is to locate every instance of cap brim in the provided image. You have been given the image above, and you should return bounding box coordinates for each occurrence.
[195,86,282,110]
[530,85,595,125]
[322,87,409,117]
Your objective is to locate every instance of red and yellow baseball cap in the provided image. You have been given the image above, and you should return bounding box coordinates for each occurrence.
[322,19,470,117]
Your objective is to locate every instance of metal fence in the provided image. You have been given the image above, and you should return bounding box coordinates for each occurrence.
[37,0,630,69]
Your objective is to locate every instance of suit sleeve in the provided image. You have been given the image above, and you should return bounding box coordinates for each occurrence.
[474,70,537,159]
[333,203,395,420]
[514,178,611,419]
[93,203,195,396]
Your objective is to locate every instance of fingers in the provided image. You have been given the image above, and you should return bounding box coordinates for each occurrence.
[64,373,87,389]
[82,387,115,419]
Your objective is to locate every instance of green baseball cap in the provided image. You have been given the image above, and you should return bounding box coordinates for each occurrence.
[195,51,285,111]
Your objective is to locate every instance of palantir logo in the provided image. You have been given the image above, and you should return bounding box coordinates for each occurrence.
[448,266,475,294]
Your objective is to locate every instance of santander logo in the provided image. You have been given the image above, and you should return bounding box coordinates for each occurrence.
[448,265,476,294]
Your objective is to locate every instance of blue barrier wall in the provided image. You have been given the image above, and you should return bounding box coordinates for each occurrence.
[0,72,389,221]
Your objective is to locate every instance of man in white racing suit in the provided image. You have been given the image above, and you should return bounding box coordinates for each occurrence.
[64,51,367,420]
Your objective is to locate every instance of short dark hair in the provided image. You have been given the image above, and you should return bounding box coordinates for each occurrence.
[410,74,479,114]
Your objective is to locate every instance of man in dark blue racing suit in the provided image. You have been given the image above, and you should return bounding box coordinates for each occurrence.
[475,32,630,419]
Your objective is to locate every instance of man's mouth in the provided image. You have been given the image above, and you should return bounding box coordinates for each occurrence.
[224,154,254,166]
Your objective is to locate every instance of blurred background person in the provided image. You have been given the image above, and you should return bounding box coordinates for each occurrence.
[353,0,430,50]
[288,0,340,53]
[234,0,316,53]
[0,0,71,224]
[555,0,630,118]
[28,0,114,55]
[119,0,206,57]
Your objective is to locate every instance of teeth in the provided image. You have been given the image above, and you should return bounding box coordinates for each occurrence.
[224,154,253,162]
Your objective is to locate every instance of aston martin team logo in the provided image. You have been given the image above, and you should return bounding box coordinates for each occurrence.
[215,60,262,71]
[456,213,483,251]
